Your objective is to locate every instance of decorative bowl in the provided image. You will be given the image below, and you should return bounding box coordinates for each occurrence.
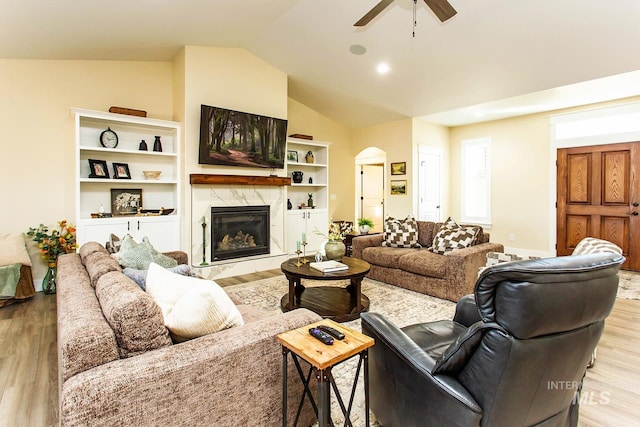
[143,170,162,179]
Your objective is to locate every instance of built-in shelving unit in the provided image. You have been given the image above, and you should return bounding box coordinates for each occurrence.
[286,138,329,253]
[73,108,182,252]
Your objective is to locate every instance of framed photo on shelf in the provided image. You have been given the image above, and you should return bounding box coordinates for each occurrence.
[390,180,407,195]
[287,150,298,162]
[390,162,406,175]
[88,159,109,179]
[111,188,142,215]
[113,162,131,179]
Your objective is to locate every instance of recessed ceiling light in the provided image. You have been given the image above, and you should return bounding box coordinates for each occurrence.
[349,44,367,55]
[376,63,390,74]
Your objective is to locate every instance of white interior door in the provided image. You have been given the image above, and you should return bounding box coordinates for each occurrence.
[418,146,442,222]
[361,164,384,231]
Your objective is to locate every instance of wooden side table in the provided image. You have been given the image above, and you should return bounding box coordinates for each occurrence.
[277,319,374,427]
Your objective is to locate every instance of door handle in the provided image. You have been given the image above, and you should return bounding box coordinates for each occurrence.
[127,221,130,231]
[633,202,639,207]
[137,221,140,230]
[632,211,639,216]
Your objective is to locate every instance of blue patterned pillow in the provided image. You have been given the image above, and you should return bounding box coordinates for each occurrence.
[123,264,192,290]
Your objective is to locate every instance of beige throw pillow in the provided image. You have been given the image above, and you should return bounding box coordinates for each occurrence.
[145,262,244,342]
[0,233,32,267]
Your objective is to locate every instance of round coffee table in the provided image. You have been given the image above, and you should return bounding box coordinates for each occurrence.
[280,257,371,322]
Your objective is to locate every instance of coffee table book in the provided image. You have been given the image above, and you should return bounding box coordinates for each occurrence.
[310,260,348,273]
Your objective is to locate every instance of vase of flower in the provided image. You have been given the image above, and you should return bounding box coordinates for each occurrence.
[43,262,57,294]
[27,220,77,296]
[324,240,346,261]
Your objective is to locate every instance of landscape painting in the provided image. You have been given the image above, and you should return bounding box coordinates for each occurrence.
[199,104,288,169]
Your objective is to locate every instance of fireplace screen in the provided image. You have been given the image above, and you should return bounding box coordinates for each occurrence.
[211,205,270,261]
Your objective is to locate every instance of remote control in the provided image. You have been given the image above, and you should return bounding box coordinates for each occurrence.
[316,325,345,340]
[309,327,334,345]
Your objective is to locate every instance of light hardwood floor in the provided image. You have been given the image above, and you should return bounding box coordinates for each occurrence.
[0,276,638,426]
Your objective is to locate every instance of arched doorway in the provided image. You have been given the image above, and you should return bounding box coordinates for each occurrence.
[355,147,387,232]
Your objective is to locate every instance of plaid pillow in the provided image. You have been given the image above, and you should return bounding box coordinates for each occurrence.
[382,216,421,248]
[430,217,481,255]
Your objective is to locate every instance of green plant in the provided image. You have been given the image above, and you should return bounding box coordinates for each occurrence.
[358,218,374,227]
[27,220,77,264]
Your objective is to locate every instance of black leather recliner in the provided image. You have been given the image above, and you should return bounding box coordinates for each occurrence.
[361,252,624,427]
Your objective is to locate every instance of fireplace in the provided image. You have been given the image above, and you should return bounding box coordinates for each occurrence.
[211,205,270,261]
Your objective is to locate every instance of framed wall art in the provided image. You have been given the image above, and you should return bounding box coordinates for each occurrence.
[112,162,131,179]
[391,162,406,175]
[390,180,407,195]
[88,159,109,179]
[111,188,142,215]
[287,150,298,162]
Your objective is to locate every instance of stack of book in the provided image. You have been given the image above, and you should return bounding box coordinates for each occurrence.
[309,260,348,273]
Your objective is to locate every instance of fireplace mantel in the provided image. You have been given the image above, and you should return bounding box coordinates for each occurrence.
[190,174,291,186]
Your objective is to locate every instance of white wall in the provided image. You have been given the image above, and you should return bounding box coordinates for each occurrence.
[0,58,173,279]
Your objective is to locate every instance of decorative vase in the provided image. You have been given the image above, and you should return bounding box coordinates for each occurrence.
[43,262,57,294]
[153,136,162,152]
[139,139,148,151]
[307,193,314,208]
[292,171,303,183]
[287,199,292,210]
[324,240,346,261]
[359,225,370,234]
[305,151,314,163]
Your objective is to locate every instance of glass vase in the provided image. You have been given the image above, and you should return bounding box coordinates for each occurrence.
[325,240,346,261]
[43,262,57,295]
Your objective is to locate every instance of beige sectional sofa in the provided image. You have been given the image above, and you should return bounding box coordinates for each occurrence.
[352,220,503,301]
[57,242,320,426]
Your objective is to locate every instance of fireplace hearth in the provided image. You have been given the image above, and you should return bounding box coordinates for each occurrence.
[211,205,270,261]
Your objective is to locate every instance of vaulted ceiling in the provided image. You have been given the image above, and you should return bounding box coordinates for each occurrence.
[2,0,640,128]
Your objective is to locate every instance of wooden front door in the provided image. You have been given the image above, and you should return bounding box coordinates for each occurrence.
[557,141,640,271]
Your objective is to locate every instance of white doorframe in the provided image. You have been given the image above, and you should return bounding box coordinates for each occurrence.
[355,148,387,227]
[418,145,443,222]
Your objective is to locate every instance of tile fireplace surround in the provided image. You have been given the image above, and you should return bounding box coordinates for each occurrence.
[190,174,290,280]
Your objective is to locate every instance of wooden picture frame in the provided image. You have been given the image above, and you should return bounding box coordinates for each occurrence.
[111,188,142,215]
[391,162,406,175]
[287,150,298,162]
[390,180,407,195]
[112,162,131,179]
[88,159,109,179]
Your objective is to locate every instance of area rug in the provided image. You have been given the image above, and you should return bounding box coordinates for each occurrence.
[225,276,455,426]
[224,271,640,426]
[617,270,640,300]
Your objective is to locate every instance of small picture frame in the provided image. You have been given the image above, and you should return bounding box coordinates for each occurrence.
[287,150,298,162]
[390,180,407,195]
[391,162,406,175]
[111,188,142,215]
[88,159,109,179]
[113,162,131,179]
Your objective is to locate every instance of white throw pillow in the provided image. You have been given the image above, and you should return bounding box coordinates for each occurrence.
[0,233,32,267]
[145,262,243,342]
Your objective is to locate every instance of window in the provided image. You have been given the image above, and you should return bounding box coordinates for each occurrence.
[461,137,491,225]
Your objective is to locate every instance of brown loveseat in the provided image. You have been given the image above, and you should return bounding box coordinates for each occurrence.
[57,242,320,426]
[352,221,503,301]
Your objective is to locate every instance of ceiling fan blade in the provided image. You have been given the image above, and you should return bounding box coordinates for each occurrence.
[423,0,457,22]
[354,0,395,26]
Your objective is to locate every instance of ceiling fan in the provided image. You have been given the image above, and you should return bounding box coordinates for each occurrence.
[354,0,457,26]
